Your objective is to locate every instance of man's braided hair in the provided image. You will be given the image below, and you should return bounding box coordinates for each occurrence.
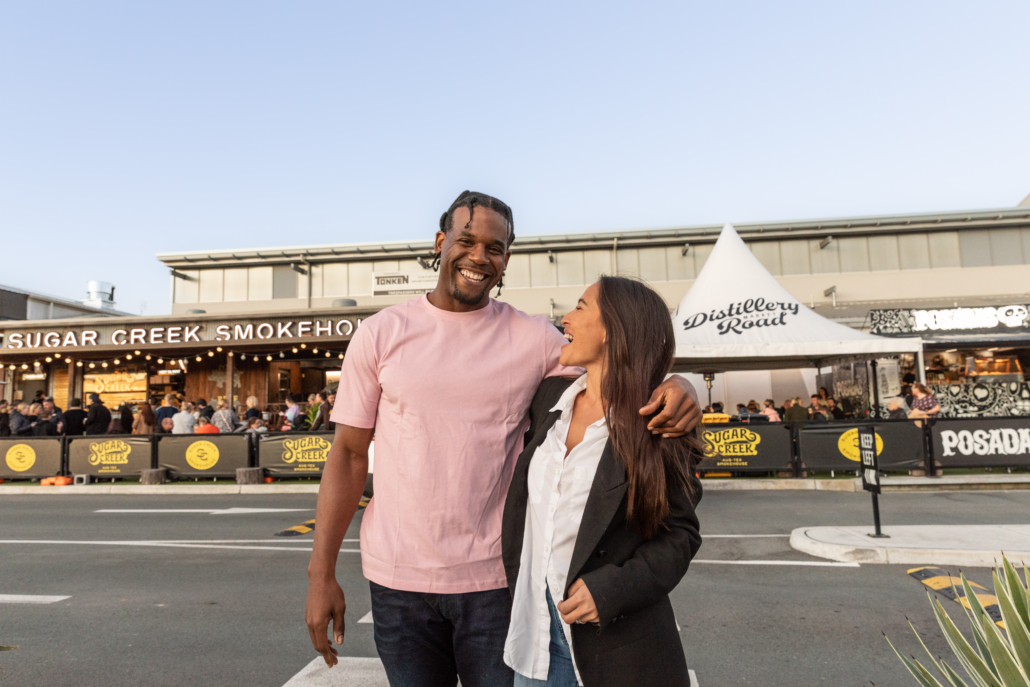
[431,190,515,295]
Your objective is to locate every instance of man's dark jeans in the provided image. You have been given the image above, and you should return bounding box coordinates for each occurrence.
[369,580,514,687]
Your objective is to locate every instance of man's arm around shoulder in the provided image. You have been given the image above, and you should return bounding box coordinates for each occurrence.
[305,423,373,668]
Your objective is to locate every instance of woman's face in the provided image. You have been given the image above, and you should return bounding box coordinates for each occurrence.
[559,283,606,369]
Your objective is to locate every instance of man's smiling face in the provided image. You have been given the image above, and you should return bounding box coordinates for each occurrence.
[434,205,511,309]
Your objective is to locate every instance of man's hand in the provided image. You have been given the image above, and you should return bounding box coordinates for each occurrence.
[306,576,347,667]
[639,375,702,437]
[557,578,599,625]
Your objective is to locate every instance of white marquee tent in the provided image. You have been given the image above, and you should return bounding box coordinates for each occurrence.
[672,223,923,372]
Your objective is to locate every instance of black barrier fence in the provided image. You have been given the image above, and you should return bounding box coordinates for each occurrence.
[259,432,334,476]
[931,417,1030,469]
[157,434,252,478]
[0,437,66,480]
[68,435,155,478]
[798,420,926,472]
[698,423,794,473]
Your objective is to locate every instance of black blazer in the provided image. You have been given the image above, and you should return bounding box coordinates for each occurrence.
[502,377,702,687]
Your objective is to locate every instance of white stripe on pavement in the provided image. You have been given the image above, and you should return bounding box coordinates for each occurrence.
[0,540,357,553]
[693,558,859,567]
[0,594,71,604]
[94,508,311,515]
[282,657,699,686]
[357,611,374,624]
[704,534,790,538]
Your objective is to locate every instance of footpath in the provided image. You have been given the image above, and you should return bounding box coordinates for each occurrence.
[2,473,1028,495]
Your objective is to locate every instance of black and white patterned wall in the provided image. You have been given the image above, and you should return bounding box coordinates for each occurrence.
[931,382,1030,417]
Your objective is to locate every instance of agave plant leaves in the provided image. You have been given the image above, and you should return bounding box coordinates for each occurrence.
[963,575,1002,679]
[1000,559,1029,632]
[885,633,949,687]
[931,595,1001,687]
[977,608,1030,687]
[993,570,1030,679]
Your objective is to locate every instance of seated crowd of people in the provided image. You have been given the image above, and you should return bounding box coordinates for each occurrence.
[701,382,940,424]
[0,390,337,437]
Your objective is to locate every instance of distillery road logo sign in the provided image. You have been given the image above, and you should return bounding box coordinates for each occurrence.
[837,428,885,463]
[5,444,36,472]
[185,441,220,471]
[282,436,332,464]
[940,428,1030,457]
[682,298,801,336]
[89,440,132,466]
[704,427,761,457]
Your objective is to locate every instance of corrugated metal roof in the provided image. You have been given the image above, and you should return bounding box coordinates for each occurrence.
[155,206,1030,268]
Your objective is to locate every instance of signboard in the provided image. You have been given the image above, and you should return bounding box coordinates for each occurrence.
[858,426,880,493]
[932,418,1030,468]
[870,305,1030,338]
[0,439,63,479]
[372,272,438,297]
[798,422,924,471]
[158,435,250,478]
[68,436,153,477]
[697,423,793,472]
[259,433,334,476]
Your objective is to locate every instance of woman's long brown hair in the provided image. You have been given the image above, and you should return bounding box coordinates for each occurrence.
[596,276,704,539]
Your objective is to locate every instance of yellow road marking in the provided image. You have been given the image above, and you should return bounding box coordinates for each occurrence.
[907,566,1005,629]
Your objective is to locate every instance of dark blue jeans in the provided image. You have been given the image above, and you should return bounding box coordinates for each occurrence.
[370,580,515,687]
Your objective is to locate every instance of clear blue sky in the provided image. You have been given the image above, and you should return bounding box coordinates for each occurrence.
[3,1,1028,316]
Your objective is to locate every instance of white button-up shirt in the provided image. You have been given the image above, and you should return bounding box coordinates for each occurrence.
[504,374,609,684]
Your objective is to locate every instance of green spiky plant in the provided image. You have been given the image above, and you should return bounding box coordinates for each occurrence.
[885,555,1030,687]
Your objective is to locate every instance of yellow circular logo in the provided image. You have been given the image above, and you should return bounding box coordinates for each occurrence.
[5,444,37,472]
[185,440,220,471]
[837,429,884,462]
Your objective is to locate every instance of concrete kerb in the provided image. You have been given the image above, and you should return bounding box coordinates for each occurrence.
[0,483,321,495]
[790,524,1030,567]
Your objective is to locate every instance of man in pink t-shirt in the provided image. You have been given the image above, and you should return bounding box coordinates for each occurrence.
[306,191,701,686]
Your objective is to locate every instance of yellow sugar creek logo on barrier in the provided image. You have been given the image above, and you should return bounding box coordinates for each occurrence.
[5,444,37,472]
[838,428,884,462]
[704,427,761,457]
[282,436,332,464]
[186,441,220,471]
[89,440,132,466]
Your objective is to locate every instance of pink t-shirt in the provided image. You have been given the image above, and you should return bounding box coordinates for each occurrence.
[330,295,576,594]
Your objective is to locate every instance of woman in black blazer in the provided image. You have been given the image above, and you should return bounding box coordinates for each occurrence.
[502,276,704,687]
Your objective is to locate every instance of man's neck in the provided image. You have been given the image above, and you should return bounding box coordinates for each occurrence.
[426,286,490,314]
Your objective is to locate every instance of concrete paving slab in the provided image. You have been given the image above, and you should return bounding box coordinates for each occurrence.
[790,524,1030,566]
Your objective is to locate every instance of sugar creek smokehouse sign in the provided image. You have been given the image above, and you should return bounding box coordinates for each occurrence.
[1,315,364,352]
[681,298,801,336]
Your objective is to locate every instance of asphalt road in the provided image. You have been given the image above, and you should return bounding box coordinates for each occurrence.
[2,489,1028,687]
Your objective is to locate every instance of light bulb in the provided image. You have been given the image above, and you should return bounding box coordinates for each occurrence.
[240,354,246,360]
[325,352,330,358]
[216,347,222,352]
[157,358,163,364]
[207,351,214,357]
[266,355,272,362]
[312,348,318,354]
[134,350,141,355]
[300,343,306,349]
[21,364,28,369]
[76,361,83,367]
[279,352,284,358]
[45,357,52,363]
[338,353,344,359]
[101,362,108,368]
[145,355,152,360]
[196,356,202,362]
[64,358,71,364]
[89,363,95,368]
[292,347,298,354]
[114,359,120,365]
[227,351,234,358]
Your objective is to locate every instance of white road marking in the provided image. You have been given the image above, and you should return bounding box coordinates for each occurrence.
[282,657,699,686]
[0,594,71,604]
[704,534,789,538]
[693,558,859,567]
[357,611,373,623]
[94,508,311,515]
[0,540,357,553]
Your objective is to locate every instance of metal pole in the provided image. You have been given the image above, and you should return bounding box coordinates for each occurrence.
[916,348,926,385]
[870,359,881,420]
[870,493,886,537]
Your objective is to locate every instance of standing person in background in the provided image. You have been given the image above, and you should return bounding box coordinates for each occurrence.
[244,396,262,421]
[909,383,941,418]
[0,400,10,437]
[761,399,781,422]
[283,394,302,430]
[116,403,134,434]
[27,403,42,423]
[155,393,178,426]
[783,396,808,427]
[32,409,59,436]
[133,403,156,434]
[11,402,33,436]
[157,417,175,434]
[172,402,196,434]
[213,400,241,433]
[826,397,845,420]
[308,393,318,408]
[195,399,215,421]
[84,394,112,435]
[63,398,88,436]
[42,397,64,432]
[310,390,334,432]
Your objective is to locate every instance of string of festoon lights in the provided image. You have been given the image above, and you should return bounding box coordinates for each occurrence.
[1,343,345,372]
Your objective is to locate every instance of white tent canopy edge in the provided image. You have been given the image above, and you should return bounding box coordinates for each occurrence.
[671,223,922,373]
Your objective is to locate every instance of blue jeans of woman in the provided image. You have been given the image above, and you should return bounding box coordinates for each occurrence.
[513,588,579,687]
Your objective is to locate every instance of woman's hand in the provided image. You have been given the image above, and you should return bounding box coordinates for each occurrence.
[639,375,701,437]
[557,578,599,625]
